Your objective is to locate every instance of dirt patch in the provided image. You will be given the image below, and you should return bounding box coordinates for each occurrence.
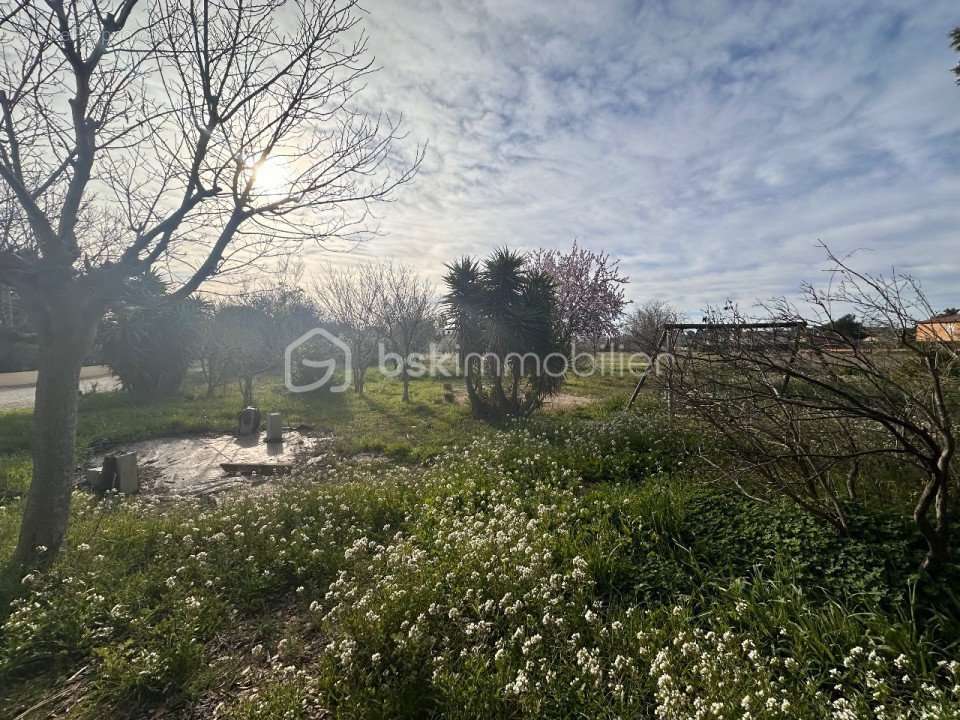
[542,393,596,409]
[450,387,595,411]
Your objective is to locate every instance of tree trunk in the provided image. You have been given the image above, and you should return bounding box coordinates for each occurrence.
[915,469,950,570]
[400,361,409,402]
[240,375,255,406]
[11,304,99,574]
[202,359,217,397]
[845,462,859,501]
[491,362,509,413]
[464,357,483,418]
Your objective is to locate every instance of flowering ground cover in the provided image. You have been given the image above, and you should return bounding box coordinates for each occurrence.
[2,397,959,719]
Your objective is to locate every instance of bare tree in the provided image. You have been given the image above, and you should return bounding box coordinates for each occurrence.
[625,299,681,355]
[952,26,960,82]
[312,263,385,394]
[198,300,236,397]
[213,303,276,406]
[669,248,957,569]
[0,0,420,572]
[377,263,436,402]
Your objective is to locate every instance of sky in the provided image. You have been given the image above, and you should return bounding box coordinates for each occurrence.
[303,0,960,317]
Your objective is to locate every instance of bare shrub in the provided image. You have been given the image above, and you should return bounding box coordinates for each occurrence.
[670,248,957,569]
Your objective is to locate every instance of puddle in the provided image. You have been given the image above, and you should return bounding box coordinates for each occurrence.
[87,431,325,497]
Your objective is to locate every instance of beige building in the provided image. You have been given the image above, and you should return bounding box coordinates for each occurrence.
[916,313,960,343]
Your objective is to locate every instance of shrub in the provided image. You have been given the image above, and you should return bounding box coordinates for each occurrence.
[443,249,565,420]
[99,277,205,398]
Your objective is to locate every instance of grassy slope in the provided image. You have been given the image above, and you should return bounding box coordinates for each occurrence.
[3,368,958,718]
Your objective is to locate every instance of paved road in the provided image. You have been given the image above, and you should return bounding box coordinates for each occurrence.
[0,366,121,411]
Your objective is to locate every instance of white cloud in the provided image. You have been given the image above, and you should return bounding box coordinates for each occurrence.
[306,0,960,316]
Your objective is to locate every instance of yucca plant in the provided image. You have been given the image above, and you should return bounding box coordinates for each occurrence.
[443,248,564,419]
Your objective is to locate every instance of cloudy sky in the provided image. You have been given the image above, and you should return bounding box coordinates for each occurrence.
[307,0,960,316]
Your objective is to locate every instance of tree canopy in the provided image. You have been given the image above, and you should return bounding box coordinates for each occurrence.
[952,27,960,82]
[529,241,628,348]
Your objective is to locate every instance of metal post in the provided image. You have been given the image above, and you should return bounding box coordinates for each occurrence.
[626,327,668,409]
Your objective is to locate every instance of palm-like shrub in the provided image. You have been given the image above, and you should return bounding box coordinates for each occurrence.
[443,248,564,419]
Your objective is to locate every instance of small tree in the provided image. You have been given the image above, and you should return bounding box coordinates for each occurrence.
[819,313,865,346]
[625,300,682,355]
[529,240,628,351]
[444,249,564,420]
[200,285,318,404]
[670,248,957,569]
[198,302,237,398]
[214,304,275,407]
[377,264,436,402]
[312,264,384,394]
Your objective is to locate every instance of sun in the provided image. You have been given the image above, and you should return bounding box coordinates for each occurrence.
[250,155,292,194]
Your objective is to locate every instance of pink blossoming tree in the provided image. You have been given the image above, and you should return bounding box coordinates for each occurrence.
[530,241,628,350]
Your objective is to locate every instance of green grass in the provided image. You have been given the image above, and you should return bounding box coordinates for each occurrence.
[0,370,496,496]
[0,361,645,496]
[1,411,958,718]
[555,351,646,398]
[3,365,957,718]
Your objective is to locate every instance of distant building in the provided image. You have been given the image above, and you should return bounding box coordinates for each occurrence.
[916,312,960,343]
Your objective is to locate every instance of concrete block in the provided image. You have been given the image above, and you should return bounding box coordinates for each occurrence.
[266,412,283,443]
[86,467,109,492]
[238,407,261,436]
[115,452,139,494]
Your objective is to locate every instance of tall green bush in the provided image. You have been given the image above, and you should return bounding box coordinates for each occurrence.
[443,248,564,420]
[99,276,205,398]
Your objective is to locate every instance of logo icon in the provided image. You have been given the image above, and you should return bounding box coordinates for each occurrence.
[284,328,352,393]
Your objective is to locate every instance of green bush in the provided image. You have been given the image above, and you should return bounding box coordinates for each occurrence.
[100,290,206,399]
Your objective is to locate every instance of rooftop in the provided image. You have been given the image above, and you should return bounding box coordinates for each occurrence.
[919,313,960,324]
